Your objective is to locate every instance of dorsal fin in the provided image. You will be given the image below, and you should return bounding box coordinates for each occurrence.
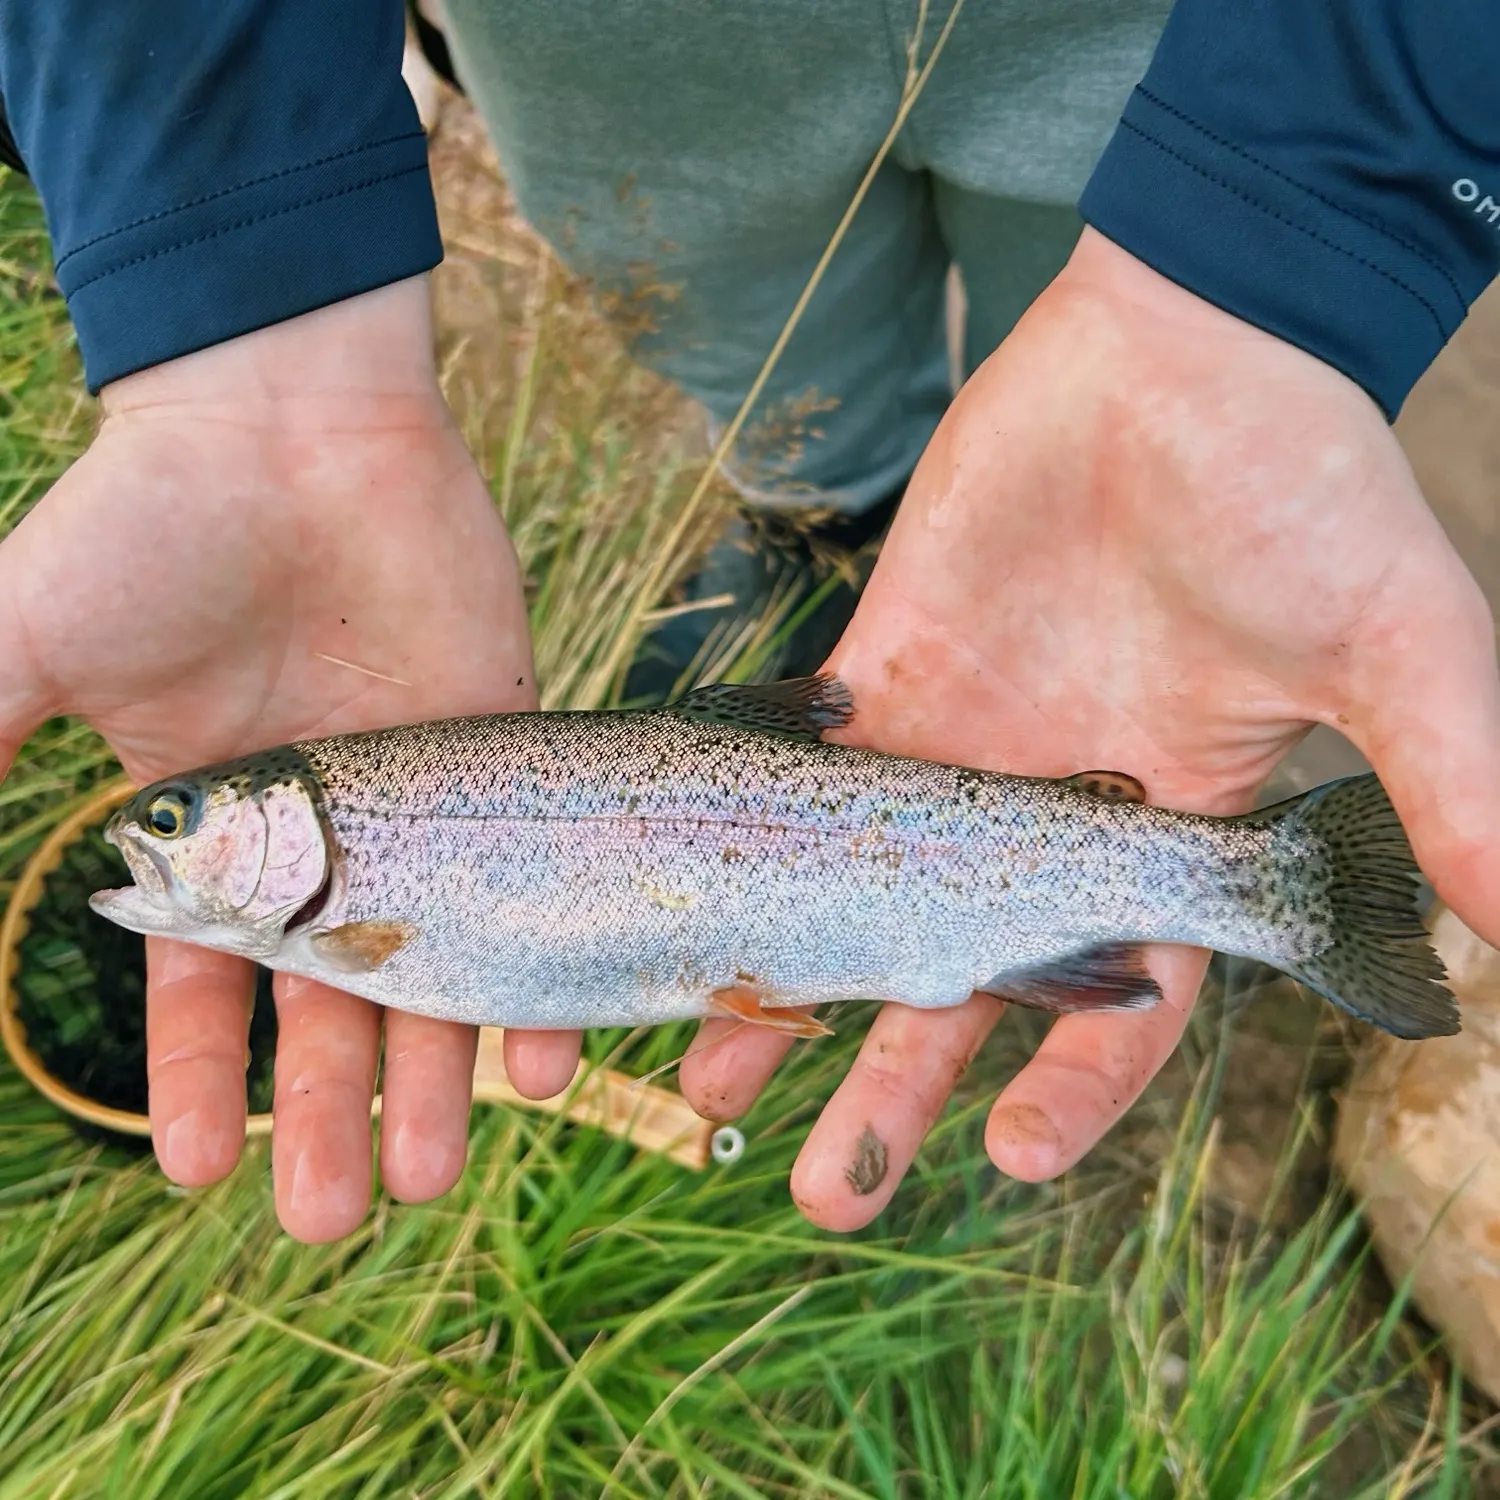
[1064,770,1147,804]
[664,674,855,741]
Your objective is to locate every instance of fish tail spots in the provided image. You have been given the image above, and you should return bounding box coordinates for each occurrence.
[1254,774,1457,1040]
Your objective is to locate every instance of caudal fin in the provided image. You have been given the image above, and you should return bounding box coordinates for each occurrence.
[1252,775,1457,1040]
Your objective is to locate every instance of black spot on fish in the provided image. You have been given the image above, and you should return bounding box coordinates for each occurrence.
[955,768,989,806]
[122,745,324,829]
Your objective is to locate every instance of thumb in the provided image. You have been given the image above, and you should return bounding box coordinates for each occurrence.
[1345,582,1500,951]
[0,585,52,786]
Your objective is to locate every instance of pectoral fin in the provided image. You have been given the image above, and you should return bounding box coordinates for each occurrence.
[310,920,419,974]
[979,944,1161,1013]
[708,983,834,1038]
[1064,770,1147,803]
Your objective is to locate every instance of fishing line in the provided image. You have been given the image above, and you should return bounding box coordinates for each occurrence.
[626,1016,753,1089]
[626,1000,833,1092]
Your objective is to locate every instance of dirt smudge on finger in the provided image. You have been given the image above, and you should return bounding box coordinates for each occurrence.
[845,1125,889,1196]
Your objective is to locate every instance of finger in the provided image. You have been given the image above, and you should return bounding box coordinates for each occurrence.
[379,1012,477,1203]
[502,1028,583,1101]
[146,937,255,1186]
[1344,582,1500,948]
[678,1017,797,1122]
[985,946,1205,1181]
[789,994,1004,1232]
[271,974,381,1243]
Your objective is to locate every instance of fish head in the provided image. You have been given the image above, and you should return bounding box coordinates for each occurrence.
[89,753,331,961]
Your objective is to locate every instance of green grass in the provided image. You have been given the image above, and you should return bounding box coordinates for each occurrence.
[0,175,118,910]
[0,1025,1474,1498]
[0,162,1493,1497]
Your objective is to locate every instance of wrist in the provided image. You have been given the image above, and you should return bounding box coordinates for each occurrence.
[1056,227,1378,415]
[1062,227,1269,343]
[99,278,445,428]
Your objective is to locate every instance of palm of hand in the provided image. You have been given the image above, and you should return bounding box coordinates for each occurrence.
[3,412,522,765]
[680,231,1500,1230]
[0,397,582,1241]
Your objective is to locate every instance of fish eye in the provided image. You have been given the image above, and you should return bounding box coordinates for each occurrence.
[143,787,198,840]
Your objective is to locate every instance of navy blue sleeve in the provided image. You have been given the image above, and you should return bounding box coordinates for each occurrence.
[0,3,442,393]
[1079,1,1500,420]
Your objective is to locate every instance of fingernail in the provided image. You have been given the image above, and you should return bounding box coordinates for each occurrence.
[988,1103,1064,1180]
[158,1107,231,1187]
[387,1118,464,1199]
[505,1034,578,1100]
[286,1148,318,1220]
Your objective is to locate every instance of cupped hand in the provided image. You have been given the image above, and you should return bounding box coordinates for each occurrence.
[0,279,583,1241]
[681,227,1500,1229]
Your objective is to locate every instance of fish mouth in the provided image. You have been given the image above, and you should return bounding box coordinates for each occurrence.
[87,818,186,936]
[110,817,175,890]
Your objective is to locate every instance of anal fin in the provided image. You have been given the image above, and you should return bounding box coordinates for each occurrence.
[708,984,833,1038]
[979,944,1162,1014]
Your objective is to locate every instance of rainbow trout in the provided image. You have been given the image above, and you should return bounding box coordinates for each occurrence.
[89,676,1456,1040]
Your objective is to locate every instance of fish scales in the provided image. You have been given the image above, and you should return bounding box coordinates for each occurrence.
[295,711,1304,1027]
[88,676,1458,1041]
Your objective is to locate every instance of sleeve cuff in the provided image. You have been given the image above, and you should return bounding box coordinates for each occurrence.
[56,131,443,394]
[1078,88,1473,421]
